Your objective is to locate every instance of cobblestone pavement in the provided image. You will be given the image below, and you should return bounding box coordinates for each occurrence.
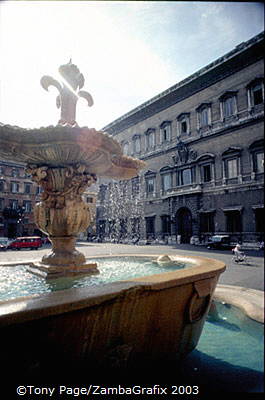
[0,242,264,291]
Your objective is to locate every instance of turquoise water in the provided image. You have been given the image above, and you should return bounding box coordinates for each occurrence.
[0,256,188,301]
[200,302,264,373]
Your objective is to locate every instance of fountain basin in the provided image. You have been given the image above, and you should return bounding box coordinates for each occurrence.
[0,124,145,179]
[0,254,225,379]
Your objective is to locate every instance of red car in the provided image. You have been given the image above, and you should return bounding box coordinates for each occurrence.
[8,236,42,250]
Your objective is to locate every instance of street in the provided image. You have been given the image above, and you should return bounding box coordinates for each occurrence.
[0,241,264,291]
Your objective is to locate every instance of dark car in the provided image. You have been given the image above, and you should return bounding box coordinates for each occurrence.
[207,235,234,250]
[0,238,10,251]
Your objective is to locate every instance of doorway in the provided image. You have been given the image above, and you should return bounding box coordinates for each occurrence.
[176,207,192,243]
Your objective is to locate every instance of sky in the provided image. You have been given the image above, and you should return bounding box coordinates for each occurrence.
[0,1,264,130]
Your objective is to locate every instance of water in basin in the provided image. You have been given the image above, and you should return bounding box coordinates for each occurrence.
[0,256,189,301]
[184,301,264,392]
[200,301,264,373]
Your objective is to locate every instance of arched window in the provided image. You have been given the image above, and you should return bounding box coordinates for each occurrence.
[249,140,264,176]
[222,147,242,181]
[196,103,211,130]
[176,167,196,186]
[122,141,129,155]
[219,91,238,119]
[160,166,173,192]
[177,113,190,136]
[145,128,156,150]
[247,77,264,109]
[160,121,172,143]
[197,154,215,183]
[144,170,156,197]
[132,135,141,154]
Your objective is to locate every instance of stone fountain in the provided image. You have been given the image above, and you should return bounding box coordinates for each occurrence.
[0,60,145,278]
[0,63,226,380]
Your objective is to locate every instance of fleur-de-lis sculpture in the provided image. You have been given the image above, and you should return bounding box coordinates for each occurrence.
[40,60,93,126]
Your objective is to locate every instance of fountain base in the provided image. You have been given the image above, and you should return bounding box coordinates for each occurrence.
[26,235,99,278]
[27,261,99,279]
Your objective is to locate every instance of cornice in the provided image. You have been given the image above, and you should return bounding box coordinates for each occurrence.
[103,32,264,135]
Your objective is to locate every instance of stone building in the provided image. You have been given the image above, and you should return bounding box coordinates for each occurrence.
[97,31,264,244]
[0,160,42,238]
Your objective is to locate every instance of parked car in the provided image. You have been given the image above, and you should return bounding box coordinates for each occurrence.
[0,237,11,251]
[207,235,234,250]
[7,236,43,250]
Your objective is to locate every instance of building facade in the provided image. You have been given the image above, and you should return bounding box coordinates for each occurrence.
[0,159,98,239]
[0,160,42,238]
[97,32,264,244]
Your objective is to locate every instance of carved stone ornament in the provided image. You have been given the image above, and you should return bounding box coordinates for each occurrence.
[187,279,213,323]
[40,59,94,126]
[26,164,96,271]
[172,141,197,165]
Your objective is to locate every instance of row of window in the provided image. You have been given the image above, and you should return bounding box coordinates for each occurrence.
[0,199,32,212]
[98,143,263,200]
[0,166,31,178]
[121,78,264,155]
[145,208,263,236]
[1,196,94,212]
[0,181,42,195]
[145,147,264,195]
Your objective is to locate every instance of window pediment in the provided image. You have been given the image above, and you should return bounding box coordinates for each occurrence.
[177,112,190,121]
[145,128,155,135]
[197,153,215,162]
[219,91,238,101]
[144,170,156,177]
[160,166,173,173]
[196,103,211,112]
[246,76,264,89]
[249,140,264,151]
[222,147,242,157]
[159,120,171,128]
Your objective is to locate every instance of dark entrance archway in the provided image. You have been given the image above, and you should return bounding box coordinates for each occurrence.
[176,207,192,243]
[7,222,17,238]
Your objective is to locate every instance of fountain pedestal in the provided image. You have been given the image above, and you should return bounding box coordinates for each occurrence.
[28,236,98,279]
[26,164,99,278]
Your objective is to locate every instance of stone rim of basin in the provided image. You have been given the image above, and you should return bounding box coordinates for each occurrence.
[0,254,226,326]
[0,124,145,180]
